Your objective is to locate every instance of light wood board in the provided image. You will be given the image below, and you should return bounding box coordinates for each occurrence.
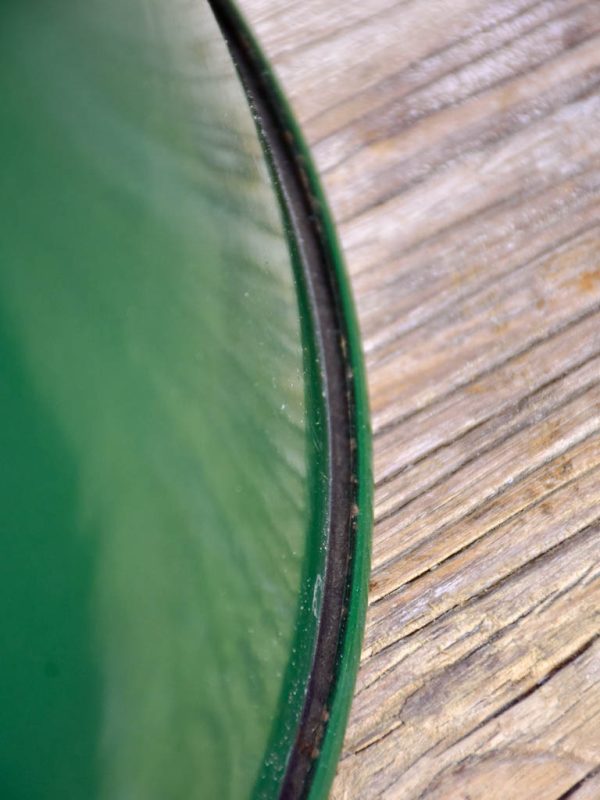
[237,1,600,797]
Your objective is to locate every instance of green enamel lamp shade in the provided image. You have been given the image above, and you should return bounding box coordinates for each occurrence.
[0,2,370,799]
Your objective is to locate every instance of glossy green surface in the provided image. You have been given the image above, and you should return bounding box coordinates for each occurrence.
[217,8,373,799]
[0,2,328,798]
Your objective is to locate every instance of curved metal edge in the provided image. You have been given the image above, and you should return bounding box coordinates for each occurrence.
[207,3,373,798]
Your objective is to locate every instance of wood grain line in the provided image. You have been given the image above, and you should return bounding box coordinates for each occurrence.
[320,6,597,181]
[361,531,599,718]
[449,631,600,746]
[556,764,600,799]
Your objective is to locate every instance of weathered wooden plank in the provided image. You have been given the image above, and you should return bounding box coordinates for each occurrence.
[237,1,600,796]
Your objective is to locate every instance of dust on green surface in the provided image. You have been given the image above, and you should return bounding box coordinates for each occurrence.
[0,2,321,797]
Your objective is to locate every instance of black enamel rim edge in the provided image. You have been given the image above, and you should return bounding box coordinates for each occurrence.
[208,2,367,798]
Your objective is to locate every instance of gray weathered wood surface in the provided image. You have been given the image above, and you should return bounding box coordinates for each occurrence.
[237,1,600,797]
